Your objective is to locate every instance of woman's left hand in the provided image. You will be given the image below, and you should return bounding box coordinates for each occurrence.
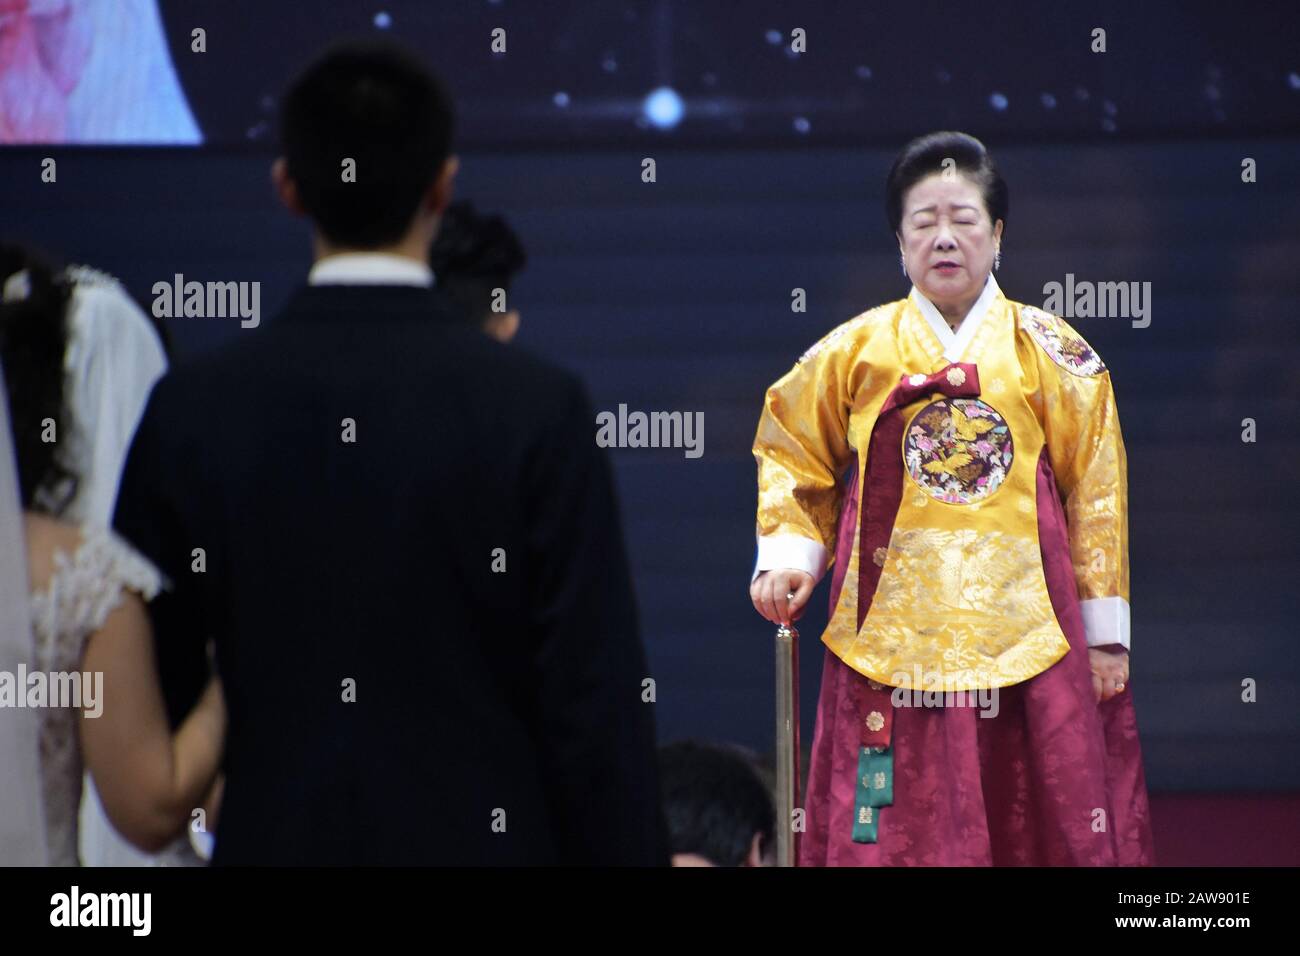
[1089,646,1129,704]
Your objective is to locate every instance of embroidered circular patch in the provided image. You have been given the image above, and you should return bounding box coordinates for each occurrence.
[903,398,1014,504]
[1020,305,1105,376]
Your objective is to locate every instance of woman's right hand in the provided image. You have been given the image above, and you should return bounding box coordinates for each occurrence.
[750,568,815,626]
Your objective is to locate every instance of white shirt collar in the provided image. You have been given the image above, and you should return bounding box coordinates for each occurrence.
[909,273,1001,362]
[308,253,434,287]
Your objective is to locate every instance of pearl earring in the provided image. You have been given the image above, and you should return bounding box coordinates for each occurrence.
[994,248,1002,271]
[900,254,907,277]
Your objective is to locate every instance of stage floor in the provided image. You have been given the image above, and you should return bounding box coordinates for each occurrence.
[1150,793,1300,866]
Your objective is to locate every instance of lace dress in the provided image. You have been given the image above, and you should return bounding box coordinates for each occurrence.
[28,525,202,866]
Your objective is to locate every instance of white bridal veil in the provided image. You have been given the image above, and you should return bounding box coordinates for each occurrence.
[0,365,49,865]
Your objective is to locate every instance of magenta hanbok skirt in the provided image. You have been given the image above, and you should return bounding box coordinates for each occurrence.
[799,449,1156,866]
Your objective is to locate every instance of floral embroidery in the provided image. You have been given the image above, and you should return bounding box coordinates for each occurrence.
[798,324,847,364]
[903,398,1014,504]
[941,632,982,671]
[798,312,875,364]
[1020,305,1106,376]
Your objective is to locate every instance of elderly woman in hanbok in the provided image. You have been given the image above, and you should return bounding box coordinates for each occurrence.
[749,131,1154,866]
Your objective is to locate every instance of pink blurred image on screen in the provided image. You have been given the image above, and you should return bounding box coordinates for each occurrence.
[0,0,198,143]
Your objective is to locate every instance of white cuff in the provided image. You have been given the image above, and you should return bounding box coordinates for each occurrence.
[1079,596,1130,650]
[751,534,828,585]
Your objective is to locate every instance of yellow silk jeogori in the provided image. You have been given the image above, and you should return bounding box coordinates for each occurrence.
[753,292,1129,691]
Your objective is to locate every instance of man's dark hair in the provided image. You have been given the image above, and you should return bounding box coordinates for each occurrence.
[428,200,527,326]
[659,740,775,866]
[279,40,455,247]
[885,130,1008,235]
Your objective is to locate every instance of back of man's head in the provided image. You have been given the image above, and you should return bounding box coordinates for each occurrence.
[279,41,454,248]
[659,740,776,867]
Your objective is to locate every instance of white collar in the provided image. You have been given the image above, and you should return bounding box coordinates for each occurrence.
[909,273,1001,362]
[308,253,434,287]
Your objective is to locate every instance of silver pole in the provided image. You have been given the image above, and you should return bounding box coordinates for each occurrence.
[774,622,801,867]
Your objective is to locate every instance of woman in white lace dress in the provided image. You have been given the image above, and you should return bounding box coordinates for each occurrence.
[1,248,225,865]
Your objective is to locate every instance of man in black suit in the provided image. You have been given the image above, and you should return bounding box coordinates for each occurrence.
[112,41,668,865]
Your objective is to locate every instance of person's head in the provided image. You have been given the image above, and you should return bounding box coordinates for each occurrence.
[428,200,527,343]
[659,740,775,867]
[0,243,77,515]
[886,131,1006,314]
[274,40,458,258]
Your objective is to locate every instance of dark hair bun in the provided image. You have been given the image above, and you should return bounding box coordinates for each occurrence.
[429,200,526,279]
[885,130,1008,235]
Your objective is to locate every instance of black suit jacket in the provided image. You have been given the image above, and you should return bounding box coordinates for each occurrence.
[113,283,669,865]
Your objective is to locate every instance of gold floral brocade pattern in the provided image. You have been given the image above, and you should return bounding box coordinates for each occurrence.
[832,526,1070,690]
[1060,378,1129,605]
[1033,328,1130,608]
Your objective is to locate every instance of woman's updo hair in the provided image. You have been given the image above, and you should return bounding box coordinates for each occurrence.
[885,131,1008,235]
[428,200,527,326]
[0,242,78,515]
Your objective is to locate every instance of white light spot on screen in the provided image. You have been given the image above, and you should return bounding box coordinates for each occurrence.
[553,91,571,108]
[855,65,873,80]
[793,116,811,134]
[1040,92,1057,109]
[644,87,684,128]
[765,29,782,45]
[989,92,1008,111]
[373,11,392,29]
[1288,72,1300,90]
